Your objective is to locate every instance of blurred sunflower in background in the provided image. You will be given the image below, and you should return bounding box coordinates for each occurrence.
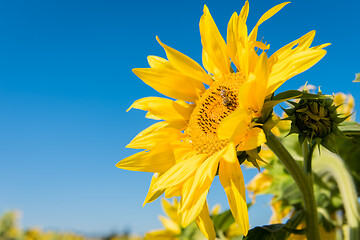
[118,1,329,238]
[144,199,181,240]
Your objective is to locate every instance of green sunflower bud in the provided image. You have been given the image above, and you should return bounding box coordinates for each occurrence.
[284,91,349,153]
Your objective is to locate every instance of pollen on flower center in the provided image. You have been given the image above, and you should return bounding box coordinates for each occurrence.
[186,72,246,154]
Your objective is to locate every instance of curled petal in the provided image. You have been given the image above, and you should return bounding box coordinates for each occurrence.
[249,2,290,42]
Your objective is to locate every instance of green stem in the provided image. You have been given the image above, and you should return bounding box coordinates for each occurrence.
[303,141,316,175]
[265,132,320,240]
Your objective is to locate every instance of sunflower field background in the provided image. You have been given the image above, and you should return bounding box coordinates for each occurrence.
[1,0,360,240]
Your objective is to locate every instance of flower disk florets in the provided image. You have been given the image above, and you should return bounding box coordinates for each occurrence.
[187,72,246,154]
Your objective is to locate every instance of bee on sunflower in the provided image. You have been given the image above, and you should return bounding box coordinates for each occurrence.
[117,1,329,239]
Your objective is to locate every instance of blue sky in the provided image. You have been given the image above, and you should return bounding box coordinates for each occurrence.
[0,0,359,236]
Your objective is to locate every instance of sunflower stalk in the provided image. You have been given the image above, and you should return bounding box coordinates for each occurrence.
[303,140,316,175]
[265,132,320,240]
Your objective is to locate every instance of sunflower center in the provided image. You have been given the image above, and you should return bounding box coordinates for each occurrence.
[186,72,246,154]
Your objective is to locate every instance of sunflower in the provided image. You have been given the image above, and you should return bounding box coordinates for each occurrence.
[144,199,181,240]
[117,1,329,238]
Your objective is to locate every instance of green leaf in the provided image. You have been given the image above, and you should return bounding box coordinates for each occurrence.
[338,121,360,136]
[286,210,305,229]
[180,222,204,240]
[335,131,360,184]
[243,211,305,240]
[273,90,331,101]
[212,210,235,233]
[312,147,360,239]
[263,90,331,118]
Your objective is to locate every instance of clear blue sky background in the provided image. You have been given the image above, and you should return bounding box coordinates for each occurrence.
[0,0,359,236]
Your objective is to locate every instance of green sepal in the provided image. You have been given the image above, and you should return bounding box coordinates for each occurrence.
[281,106,295,116]
[298,134,306,146]
[247,149,268,167]
[237,151,248,165]
[247,156,261,170]
[287,124,301,136]
[334,116,349,123]
[246,147,270,171]
[286,101,298,107]
[263,115,280,134]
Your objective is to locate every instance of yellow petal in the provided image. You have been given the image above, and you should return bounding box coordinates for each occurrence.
[200,5,230,76]
[312,43,331,50]
[156,36,213,85]
[127,121,189,150]
[269,199,292,224]
[159,216,181,234]
[267,49,327,95]
[133,67,205,102]
[116,143,175,173]
[253,41,269,50]
[227,1,249,72]
[126,127,182,149]
[180,150,224,226]
[226,222,245,238]
[202,49,221,77]
[267,31,330,95]
[128,97,194,122]
[161,198,180,224]
[144,230,177,240]
[219,142,249,236]
[144,111,162,120]
[164,185,182,199]
[249,2,290,42]
[269,31,315,62]
[238,52,268,114]
[147,55,173,69]
[217,108,251,140]
[179,175,195,225]
[167,120,191,131]
[153,154,208,191]
[227,12,239,66]
[172,142,196,161]
[143,173,165,206]
[210,204,221,215]
[196,202,216,240]
[127,121,168,143]
[247,170,272,203]
[236,127,267,151]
